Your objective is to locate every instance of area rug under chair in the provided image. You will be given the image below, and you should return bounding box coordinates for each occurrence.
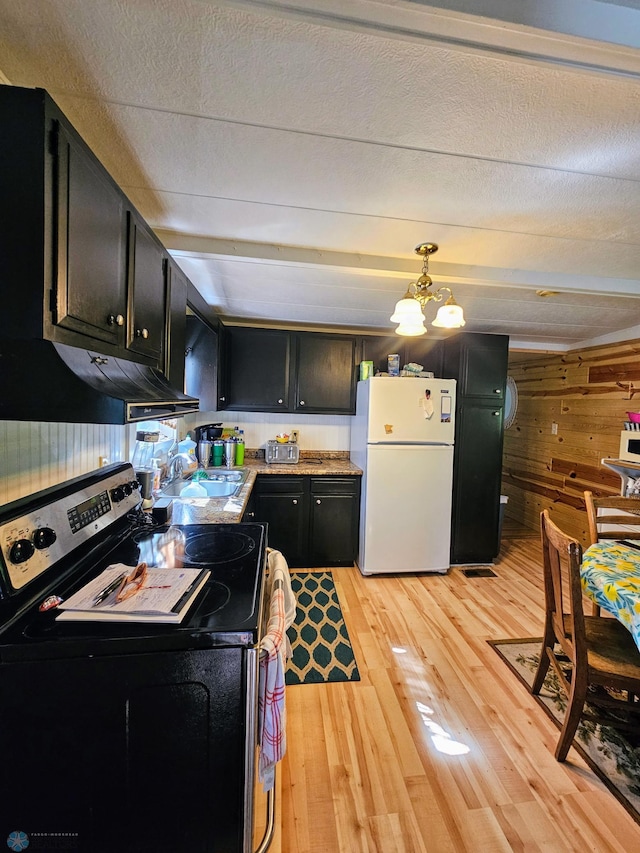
[286,571,360,685]
[490,637,640,824]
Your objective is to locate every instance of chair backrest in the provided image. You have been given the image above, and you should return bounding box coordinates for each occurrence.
[584,491,640,544]
[540,510,586,664]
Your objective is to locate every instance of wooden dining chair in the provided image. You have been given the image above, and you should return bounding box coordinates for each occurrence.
[584,490,640,545]
[583,490,640,615]
[531,509,640,762]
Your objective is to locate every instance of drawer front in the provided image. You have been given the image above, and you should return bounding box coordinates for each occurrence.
[310,477,360,495]
[254,475,305,495]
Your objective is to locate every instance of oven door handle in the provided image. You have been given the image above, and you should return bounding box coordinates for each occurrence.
[254,784,276,853]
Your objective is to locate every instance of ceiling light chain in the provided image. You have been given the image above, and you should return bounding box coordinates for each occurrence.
[390,243,466,336]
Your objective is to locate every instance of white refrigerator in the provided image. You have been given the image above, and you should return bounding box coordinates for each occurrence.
[350,376,456,575]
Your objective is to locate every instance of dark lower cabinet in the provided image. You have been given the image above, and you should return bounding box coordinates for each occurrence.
[252,476,308,567]
[253,475,360,567]
[309,478,360,566]
[442,332,509,563]
[450,400,505,563]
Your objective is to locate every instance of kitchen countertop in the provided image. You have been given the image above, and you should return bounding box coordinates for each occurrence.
[166,453,362,525]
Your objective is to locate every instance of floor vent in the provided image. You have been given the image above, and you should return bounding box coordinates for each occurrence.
[461,567,497,578]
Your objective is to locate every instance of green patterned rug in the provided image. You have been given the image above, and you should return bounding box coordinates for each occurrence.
[286,571,360,685]
[490,638,640,824]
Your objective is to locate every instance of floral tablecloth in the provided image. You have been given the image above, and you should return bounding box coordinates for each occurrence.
[581,540,640,652]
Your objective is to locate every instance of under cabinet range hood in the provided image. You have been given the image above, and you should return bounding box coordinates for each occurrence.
[0,341,199,424]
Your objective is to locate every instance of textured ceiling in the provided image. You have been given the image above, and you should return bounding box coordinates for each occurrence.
[2,0,640,350]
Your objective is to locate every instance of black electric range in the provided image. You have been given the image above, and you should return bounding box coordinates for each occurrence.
[0,462,269,853]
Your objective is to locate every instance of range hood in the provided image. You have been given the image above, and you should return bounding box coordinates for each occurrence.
[0,340,200,424]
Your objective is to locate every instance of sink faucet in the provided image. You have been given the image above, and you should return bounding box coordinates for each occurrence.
[163,452,193,485]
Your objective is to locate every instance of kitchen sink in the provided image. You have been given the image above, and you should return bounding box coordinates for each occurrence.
[160,468,248,499]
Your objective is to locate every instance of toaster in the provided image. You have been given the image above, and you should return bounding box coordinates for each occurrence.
[265,441,300,464]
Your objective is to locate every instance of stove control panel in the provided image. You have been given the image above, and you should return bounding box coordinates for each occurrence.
[0,465,141,592]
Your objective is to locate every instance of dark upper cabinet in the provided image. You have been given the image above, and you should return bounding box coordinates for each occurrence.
[360,335,406,375]
[442,332,508,400]
[441,332,509,563]
[225,327,291,411]
[53,120,128,348]
[185,313,220,410]
[294,333,357,414]
[164,260,188,392]
[221,327,358,415]
[126,211,166,362]
[0,85,186,376]
[359,335,443,376]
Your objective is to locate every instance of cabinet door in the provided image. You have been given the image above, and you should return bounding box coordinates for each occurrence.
[253,477,308,567]
[185,314,219,410]
[360,335,405,377]
[53,121,127,347]
[294,333,357,414]
[126,211,166,362]
[443,333,508,399]
[450,400,505,563]
[309,478,360,566]
[164,260,187,389]
[404,338,444,376]
[225,328,290,411]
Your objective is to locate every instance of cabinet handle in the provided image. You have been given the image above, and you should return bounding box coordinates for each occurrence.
[492,411,501,416]
[277,398,283,404]
[244,511,255,519]
[316,499,321,505]
[292,499,298,505]
[219,396,226,403]
[107,313,124,327]
[299,400,305,406]
[136,327,149,339]
[493,389,501,394]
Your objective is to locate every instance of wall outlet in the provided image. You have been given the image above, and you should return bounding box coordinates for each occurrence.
[551,422,558,435]
[291,429,299,443]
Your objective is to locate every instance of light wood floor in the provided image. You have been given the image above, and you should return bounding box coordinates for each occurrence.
[279,533,640,852]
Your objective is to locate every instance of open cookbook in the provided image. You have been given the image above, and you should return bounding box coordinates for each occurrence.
[56,562,210,624]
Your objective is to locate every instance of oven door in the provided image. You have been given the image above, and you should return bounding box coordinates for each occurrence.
[0,646,252,853]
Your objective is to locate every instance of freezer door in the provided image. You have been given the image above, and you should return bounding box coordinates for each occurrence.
[358,444,453,574]
[361,377,456,444]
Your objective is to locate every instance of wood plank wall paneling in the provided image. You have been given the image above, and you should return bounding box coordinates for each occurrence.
[0,421,128,506]
[502,340,640,543]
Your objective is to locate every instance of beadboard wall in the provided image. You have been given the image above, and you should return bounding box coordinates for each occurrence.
[502,340,640,544]
[0,410,352,508]
[182,410,352,451]
[0,421,128,506]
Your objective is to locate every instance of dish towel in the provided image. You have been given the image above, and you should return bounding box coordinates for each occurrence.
[258,548,296,791]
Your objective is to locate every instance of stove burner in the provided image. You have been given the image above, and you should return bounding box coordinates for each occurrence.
[192,580,231,619]
[184,531,255,565]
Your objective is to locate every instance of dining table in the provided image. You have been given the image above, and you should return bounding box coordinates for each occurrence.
[581,540,640,652]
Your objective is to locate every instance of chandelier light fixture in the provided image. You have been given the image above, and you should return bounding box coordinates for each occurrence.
[390,243,466,336]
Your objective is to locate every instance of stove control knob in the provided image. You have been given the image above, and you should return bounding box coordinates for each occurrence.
[32,527,57,550]
[9,538,35,564]
[122,482,133,497]
[110,486,125,503]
